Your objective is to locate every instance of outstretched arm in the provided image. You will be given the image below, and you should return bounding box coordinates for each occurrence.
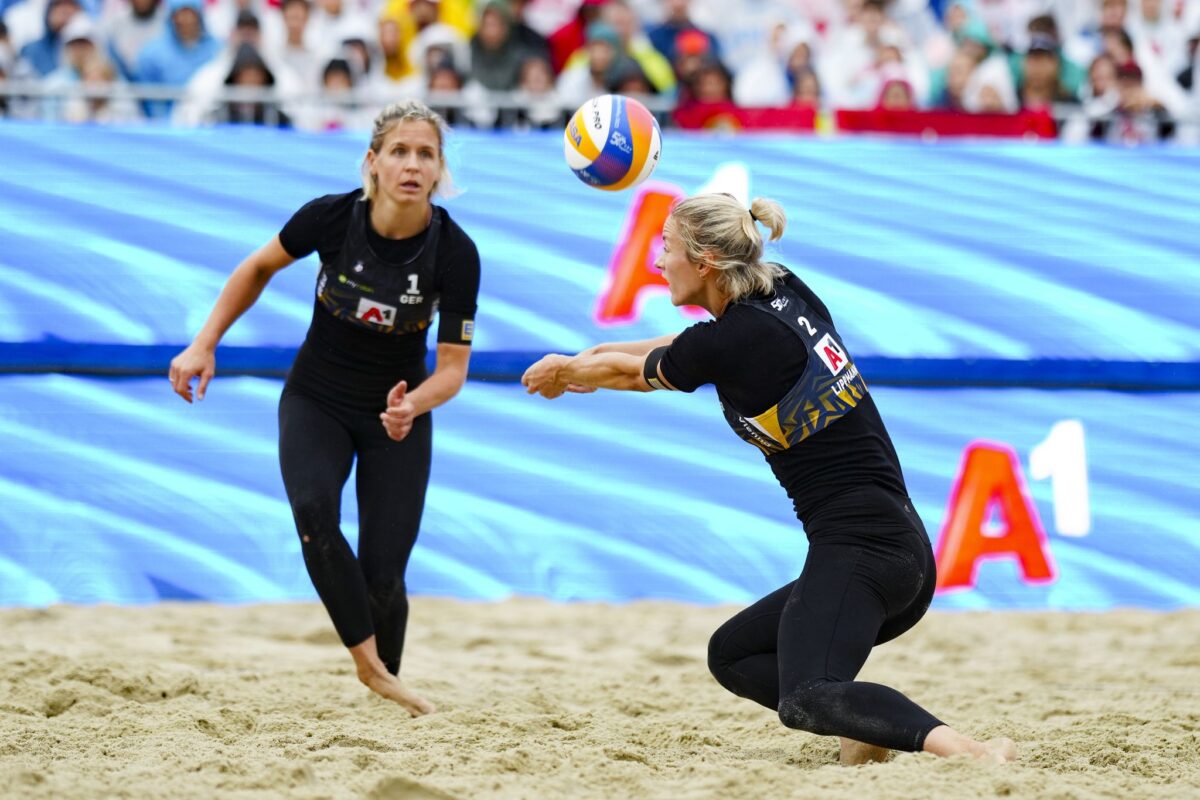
[168,235,295,403]
[522,345,677,399]
[581,332,678,358]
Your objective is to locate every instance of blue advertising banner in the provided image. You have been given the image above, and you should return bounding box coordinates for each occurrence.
[0,123,1196,610]
[0,376,1196,610]
[1,123,1198,386]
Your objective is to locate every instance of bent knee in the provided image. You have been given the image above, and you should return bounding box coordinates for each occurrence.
[706,630,724,668]
[706,630,735,686]
[778,683,837,735]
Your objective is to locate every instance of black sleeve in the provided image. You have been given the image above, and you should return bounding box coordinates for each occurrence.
[659,305,809,416]
[658,319,730,393]
[435,226,481,345]
[278,192,357,261]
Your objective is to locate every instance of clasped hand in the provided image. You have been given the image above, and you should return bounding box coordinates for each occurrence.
[521,354,571,399]
[522,355,597,398]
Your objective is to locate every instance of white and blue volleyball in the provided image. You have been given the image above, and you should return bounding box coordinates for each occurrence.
[564,94,662,191]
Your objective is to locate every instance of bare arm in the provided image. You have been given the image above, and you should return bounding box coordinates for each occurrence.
[168,235,296,402]
[581,333,678,358]
[521,350,656,398]
[380,342,471,441]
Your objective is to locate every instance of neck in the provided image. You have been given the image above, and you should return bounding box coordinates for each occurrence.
[369,196,432,239]
[702,283,732,318]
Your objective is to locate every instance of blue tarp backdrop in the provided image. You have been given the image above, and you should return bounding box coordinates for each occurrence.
[0,123,1197,609]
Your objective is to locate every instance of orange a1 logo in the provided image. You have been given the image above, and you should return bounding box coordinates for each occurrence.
[594,165,750,325]
[593,184,681,324]
[935,421,1090,592]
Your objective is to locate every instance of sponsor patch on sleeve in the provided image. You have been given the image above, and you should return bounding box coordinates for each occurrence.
[461,320,475,342]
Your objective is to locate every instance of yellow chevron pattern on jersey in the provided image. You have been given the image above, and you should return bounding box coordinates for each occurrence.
[718,269,869,456]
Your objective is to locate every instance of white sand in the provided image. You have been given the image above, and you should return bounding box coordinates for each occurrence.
[2,599,1197,799]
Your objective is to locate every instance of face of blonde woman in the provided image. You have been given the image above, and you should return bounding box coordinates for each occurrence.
[655,220,706,308]
[368,121,443,207]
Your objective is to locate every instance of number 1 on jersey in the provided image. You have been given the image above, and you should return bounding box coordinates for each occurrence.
[406,274,419,295]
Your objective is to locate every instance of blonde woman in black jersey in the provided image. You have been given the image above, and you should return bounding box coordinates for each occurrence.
[170,101,480,715]
[523,193,1016,764]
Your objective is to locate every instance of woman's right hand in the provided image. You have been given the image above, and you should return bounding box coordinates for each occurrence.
[168,344,216,403]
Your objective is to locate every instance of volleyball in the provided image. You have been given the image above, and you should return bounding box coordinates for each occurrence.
[564,94,662,191]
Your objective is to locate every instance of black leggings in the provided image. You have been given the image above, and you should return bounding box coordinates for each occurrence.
[278,389,431,675]
[707,496,942,751]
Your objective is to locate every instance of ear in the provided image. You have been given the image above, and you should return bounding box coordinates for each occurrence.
[365,148,377,178]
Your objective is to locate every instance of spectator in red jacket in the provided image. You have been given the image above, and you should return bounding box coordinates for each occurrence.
[547,0,608,73]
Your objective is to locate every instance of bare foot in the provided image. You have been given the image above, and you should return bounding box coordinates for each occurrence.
[347,636,436,717]
[924,725,1017,763]
[977,737,1018,764]
[839,737,892,765]
[359,669,437,716]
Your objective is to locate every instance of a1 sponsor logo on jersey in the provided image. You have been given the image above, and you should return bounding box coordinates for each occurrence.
[356,298,397,326]
[770,296,789,312]
[814,333,848,376]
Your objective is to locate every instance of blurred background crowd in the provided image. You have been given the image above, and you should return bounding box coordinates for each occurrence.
[1,0,1198,142]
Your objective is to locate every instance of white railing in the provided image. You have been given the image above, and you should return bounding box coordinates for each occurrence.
[0,80,1195,144]
[0,81,676,130]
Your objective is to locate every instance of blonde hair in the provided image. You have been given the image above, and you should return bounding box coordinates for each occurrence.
[668,194,787,302]
[360,100,458,201]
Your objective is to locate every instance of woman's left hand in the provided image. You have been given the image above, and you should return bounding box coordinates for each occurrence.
[521,355,571,399]
[381,380,417,441]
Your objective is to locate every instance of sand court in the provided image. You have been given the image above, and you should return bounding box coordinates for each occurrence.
[2,599,1198,799]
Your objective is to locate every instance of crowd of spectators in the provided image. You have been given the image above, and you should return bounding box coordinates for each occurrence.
[1,0,1198,142]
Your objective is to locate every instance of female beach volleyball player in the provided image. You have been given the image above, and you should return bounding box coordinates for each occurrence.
[522,193,1016,763]
[169,100,480,716]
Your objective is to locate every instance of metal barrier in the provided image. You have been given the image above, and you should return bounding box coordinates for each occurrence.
[0,80,1195,142]
[0,81,676,130]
